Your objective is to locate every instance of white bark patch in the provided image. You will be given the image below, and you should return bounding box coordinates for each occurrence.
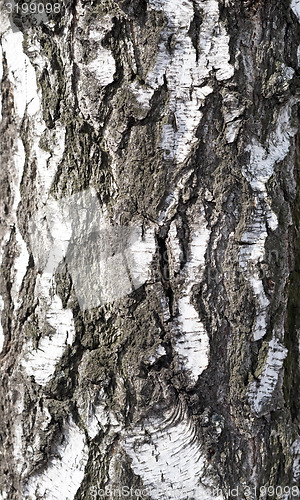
[158,170,196,225]
[0,112,29,319]
[79,391,109,441]
[9,140,29,310]
[21,200,75,385]
[12,232,29,310]
[36,126,66,203]
[74,11,116,87]
[21,296,75,386]
[122,403,223,500]
[127,227,157,290]
[292,0,300,67]
[1,26,60,205]
[1,31,40,118]
[1,26,66,303]
[248,338,287,415]
[297,46,300,67]
[28,188,156,311]
[22,183,156,382]
[12,390,25,474]
[291,0,300,21]
[148,345,167,364]
[170,215,210,383]
[0,34,31,312]
[1,27,75,384]
[221,91,245,143]
[20,196,76,385]
[131,0,233,163]
[87,48,116,86]
[2,27,65,200]
[291,438,300,482]
[240,102,297,341]
[76,381,123,442]
[24,418,88,500]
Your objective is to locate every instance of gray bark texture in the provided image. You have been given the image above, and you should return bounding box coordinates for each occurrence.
[0,0,300,498]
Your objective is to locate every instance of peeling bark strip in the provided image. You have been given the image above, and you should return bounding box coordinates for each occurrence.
[0,0,300,498]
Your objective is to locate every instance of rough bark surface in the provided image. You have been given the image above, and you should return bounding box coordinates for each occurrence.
[0,0,300,499]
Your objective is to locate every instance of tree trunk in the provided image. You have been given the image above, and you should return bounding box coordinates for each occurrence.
[0,0,300,498]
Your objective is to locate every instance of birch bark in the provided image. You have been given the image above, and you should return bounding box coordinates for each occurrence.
[0,0,300,498]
